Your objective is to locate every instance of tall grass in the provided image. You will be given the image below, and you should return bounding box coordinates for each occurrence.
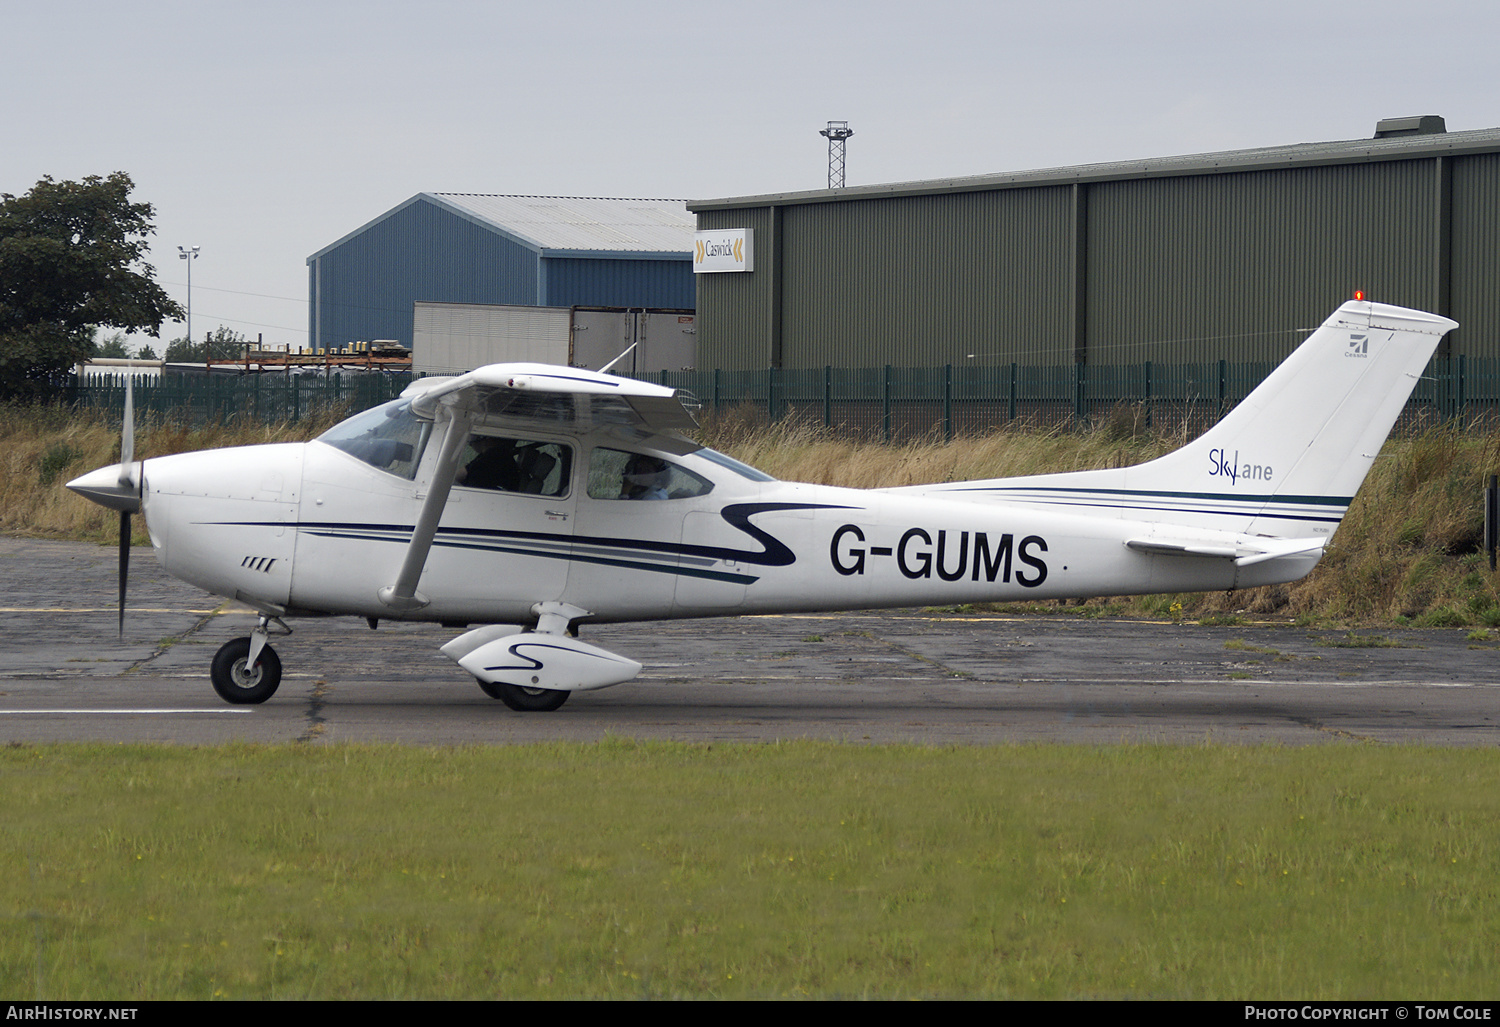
[5,401,1497,625]
[0,404,345,544]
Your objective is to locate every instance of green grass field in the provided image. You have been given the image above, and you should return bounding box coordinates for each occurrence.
[3,741,1496,999]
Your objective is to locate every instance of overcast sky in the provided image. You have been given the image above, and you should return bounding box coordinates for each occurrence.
[4,0,1496,353]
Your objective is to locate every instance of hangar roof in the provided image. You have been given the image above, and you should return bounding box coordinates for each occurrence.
[310,193,694,262]
[689,125,1500,211]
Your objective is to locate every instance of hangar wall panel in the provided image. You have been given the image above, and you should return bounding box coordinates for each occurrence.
[544,256,695,309]
[694,206,777,369]
[1451,153,1500,359]
[696,190,1075,370]
[776,189,1075,368]
[1085,161,1442,364]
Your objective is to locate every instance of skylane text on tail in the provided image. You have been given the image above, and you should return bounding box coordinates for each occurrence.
[68,299,1457,711]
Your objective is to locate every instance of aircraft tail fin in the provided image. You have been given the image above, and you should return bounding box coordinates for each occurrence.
[912,300,1458,538]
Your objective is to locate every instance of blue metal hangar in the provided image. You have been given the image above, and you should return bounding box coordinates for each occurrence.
[306,193,695,352]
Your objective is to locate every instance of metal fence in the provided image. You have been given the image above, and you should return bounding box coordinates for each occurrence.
[648,355,1500,441]
[70,355,1500,440]
[71,371,412,426]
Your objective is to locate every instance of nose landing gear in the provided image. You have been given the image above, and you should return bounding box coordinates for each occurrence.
[210,615,290,704]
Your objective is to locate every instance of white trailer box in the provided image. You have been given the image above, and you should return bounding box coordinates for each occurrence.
[413,302,572,375]
[413,302,695,376]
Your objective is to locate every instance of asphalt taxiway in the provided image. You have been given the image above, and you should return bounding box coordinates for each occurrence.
[2,537,1496,746]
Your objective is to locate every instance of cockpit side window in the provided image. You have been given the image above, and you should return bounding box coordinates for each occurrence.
[317,399,430,480]
[457,434,572,497]
[587,448,714,501]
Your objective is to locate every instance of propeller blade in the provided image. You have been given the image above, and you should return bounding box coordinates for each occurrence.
[118,510,130,637]
[118,375,135,489]
[116,375,137,637]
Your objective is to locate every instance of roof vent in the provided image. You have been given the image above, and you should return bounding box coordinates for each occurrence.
[1374,115,1446,138]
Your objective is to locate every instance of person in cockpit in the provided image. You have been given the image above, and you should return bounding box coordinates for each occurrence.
[621,454,670,500]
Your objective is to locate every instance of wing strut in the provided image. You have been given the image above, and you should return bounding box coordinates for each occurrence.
[378,404,472,613]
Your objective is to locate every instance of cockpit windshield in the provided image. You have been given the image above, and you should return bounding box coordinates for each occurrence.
[317,399,431,479]
[693,447,776,482]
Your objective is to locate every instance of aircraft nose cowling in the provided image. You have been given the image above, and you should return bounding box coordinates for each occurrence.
[130,444,304,609]
[66,463,142,513]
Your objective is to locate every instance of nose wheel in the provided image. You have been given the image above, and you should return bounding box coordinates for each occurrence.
[210,615,290,705]
[210,637,283,704]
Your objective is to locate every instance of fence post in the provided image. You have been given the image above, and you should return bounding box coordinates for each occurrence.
[824,365,832,428]
[1458,353,1467,422]
[883,364,893,443]
[1218,359,1227,421]
[1009,362,1017,422]
[1074,362,1085,424]
[1144,360,1153,430]
[943,363,953,443]
[292,374,300,422]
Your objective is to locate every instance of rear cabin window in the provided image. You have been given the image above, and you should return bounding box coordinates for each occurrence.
[587,448,713,501]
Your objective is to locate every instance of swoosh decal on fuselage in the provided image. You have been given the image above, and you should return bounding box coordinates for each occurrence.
[206,502,858,584]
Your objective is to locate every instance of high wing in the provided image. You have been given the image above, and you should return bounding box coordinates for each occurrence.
[403,363,698,437]
[379,364,700,612]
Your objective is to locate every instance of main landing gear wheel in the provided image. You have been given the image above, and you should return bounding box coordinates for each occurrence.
[476,678,570,712]
[211,637,283,704]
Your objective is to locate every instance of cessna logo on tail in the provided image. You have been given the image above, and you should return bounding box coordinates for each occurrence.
[1347,333,1369,358]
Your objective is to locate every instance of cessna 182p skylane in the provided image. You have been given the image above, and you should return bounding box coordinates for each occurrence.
[68,299,1456,711]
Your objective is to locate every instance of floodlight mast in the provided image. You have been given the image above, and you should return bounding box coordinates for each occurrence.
[820,121,853,189]
[177,245,200,355]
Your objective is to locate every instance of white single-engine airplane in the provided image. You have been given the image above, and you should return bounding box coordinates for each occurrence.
[68,300,1456,711]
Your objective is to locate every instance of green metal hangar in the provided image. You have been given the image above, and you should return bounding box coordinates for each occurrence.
[688,117,1500,371]
[306,193,696,360]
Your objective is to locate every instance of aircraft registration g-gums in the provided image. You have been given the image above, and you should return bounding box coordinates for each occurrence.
[69,300,1456,711]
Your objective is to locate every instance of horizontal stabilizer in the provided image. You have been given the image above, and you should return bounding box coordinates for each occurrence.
[1126,536,1326,567]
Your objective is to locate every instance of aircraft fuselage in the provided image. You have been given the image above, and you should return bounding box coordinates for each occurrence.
[132,432,1315,628]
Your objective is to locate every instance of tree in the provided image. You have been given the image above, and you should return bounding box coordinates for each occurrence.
[163,325,249,363]
[93,330,130,359]
[0,173,182,397]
